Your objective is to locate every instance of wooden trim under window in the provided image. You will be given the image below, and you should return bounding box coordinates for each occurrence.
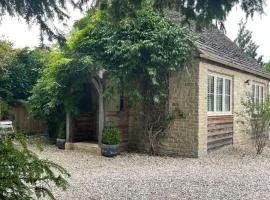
[207,115,233,150]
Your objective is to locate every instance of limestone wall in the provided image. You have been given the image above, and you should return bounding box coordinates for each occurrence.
[155,61,200,157]
[199,59,270,148]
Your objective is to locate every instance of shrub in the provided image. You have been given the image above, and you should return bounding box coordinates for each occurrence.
[0,134,70,199]
[57,121,66,139]
[101,125,120,145]
[0,99,10,120]
[238,95,270,154]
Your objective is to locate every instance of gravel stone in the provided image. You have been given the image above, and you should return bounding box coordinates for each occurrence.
[37,145,270,200]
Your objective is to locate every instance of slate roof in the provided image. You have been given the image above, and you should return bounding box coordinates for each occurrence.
[196,28,267,76]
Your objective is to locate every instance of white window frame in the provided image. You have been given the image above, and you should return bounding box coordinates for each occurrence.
[252,82,264,105]
[207,73,232,116]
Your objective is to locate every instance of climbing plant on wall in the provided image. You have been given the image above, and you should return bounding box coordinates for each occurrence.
[69,8,192,104]
[69,8,193,153]
[29,6,193,153]
[28,49,95,138]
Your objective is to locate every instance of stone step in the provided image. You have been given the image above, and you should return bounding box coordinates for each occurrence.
[65,142,101,156]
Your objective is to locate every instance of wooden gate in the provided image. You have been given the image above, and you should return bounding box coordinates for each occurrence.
[12,105,47,133]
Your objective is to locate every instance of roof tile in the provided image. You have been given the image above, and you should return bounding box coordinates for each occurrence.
[197,28,262,72]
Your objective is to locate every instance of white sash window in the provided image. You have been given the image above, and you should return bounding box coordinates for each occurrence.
[252,84,264,105]
[207,74,232,115]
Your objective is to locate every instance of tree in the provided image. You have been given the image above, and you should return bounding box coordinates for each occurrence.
[91,0,265,30]
[234,19,263,65]
[0,47,50,103]
[28,49,94,138]
[0,40,15,75]
[0,135,70,199]
[238,96,270,154]
[0,45,69,200]
[0,0,67,41]
[264,61,270,72]
[0,0,265,40]
[0,0,97,41]
[29,8,192,154]
[153,0,264,28]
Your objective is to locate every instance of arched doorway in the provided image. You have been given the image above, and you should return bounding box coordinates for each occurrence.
[72,82,99,142]
[65,72,104,146]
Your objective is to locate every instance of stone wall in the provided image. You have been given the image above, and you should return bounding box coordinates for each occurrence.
[128,103,145,152]
[199,59,270,148]
[155,61,200,157]
[104,94,129,151]
[127,60,201,157]
[127,57,270,157]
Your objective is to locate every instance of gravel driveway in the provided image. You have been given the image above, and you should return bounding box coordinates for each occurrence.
[37,145,270,200]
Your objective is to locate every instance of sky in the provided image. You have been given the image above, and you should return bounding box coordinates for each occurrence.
[0,2,269,61]
[225,1,270,61]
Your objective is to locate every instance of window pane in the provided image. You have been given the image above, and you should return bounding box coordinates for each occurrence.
[224,96,230,111]
[225,79,231,95]
[207,76,214,112]
[208,94,214,112]
[216,95,223,111]
[256,86,259,102]
[216,78,223,95]
[224,79,231,112]
[260,86,263,105]
[208,76,214,94]
[252,85,255,99]
[216,78,223,112]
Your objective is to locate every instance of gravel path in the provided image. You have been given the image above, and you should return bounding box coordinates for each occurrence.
[37,145,270,200]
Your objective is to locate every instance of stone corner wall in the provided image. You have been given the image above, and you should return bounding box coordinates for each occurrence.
[156,61,201,157]
[104,94,129,151]
[127,104,146,152]
[199,58,270,150]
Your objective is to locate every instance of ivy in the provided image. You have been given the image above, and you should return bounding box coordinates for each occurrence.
[29,8,193,147]
[70,8,193,105]
[28,50,94,120]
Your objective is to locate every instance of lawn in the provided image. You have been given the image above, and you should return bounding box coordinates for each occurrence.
[38,145,270,200]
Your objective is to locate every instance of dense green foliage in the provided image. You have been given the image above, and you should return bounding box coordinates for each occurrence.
[0,0,71,41]
[101,125,120,145]
[29,8,193,152]
[29,8,192,121]
[28,50,94,120]
[0,48,50,103]
[153,0,264,29]
[0,43,69,200]
[234,19,263,65]
[91,0,265,30]
[69,9,192,104]
[238,96,270,154]
[264,61,270,72]
[0,0,265,40]
[0,99,10,120]
[0,135,70,199]
[28,48,95,137]
[0,40,15,75]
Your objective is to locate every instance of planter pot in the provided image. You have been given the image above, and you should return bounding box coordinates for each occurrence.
[56,138,66,149]
[101,144,119,157]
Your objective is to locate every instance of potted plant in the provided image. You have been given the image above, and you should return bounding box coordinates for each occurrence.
[56,122,66,149]
[101,123,120,157]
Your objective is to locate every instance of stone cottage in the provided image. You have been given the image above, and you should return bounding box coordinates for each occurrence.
[65,28,270,157]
